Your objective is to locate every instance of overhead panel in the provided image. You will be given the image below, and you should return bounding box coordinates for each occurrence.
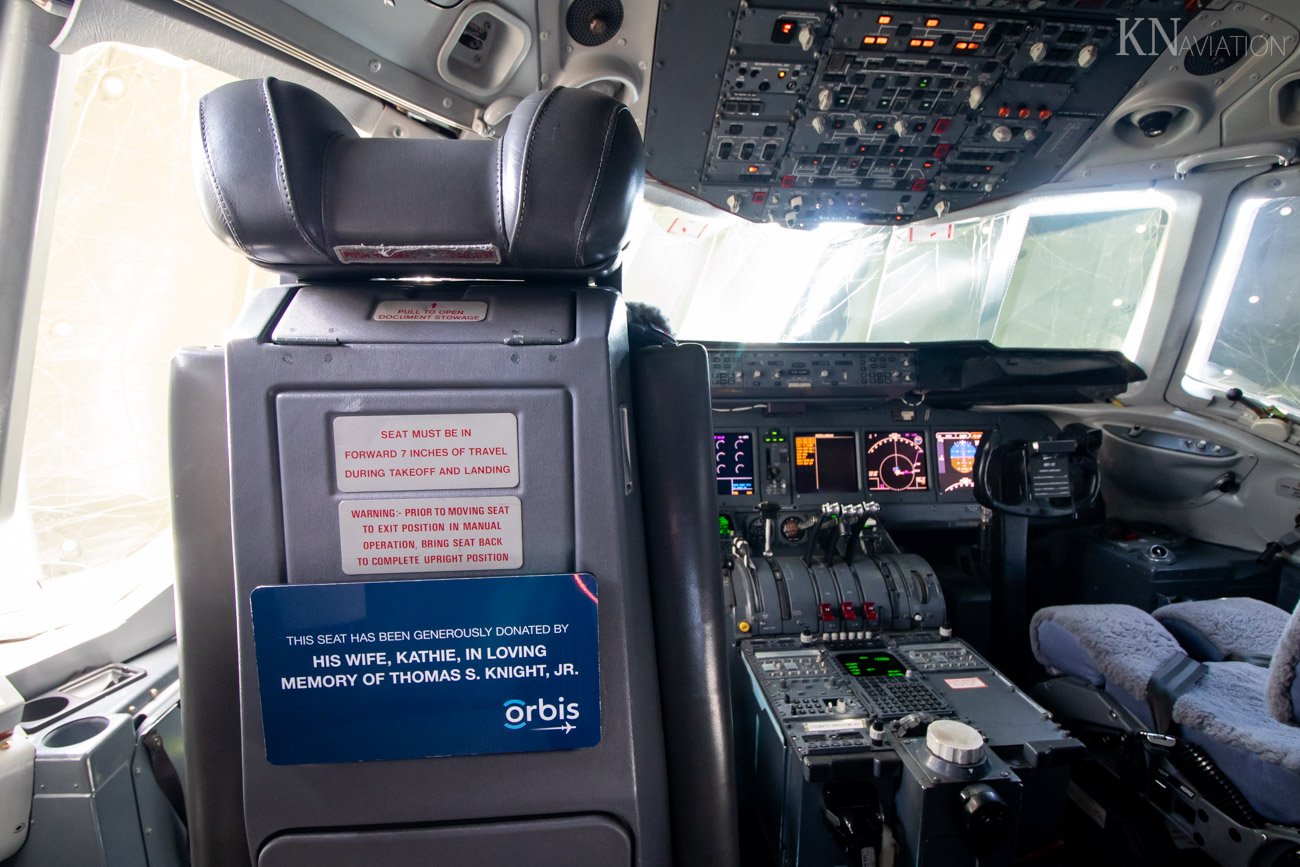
[646,0,1197,227]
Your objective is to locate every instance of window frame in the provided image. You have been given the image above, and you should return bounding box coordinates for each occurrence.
[0,1,63,525]
[1171,165,1300,445]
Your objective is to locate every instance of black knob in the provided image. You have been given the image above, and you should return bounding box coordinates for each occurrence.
[759,501,781,519]
[1226,387,1244,402]
[1137,110,1175,138]
[958,784,1011,856]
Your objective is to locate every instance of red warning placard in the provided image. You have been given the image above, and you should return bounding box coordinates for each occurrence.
[334,413,518,492]
[943,676,988,690]
[339,496,522,575]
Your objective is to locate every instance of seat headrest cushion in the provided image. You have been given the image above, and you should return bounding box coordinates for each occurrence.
[1154,598,1288,663]
[194,79,644,277]
[1266,603,1300,725]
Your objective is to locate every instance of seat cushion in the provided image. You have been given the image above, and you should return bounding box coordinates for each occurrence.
[1031,605,1185,701]
[1154,598,1288,663]
[1175,662,1300,824]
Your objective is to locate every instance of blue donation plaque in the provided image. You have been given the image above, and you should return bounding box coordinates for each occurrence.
[250,572,601,765]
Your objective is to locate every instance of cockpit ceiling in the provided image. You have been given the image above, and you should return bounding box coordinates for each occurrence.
[97,0,1300,227]
[159,0,657,135]
[644,0,1199,228]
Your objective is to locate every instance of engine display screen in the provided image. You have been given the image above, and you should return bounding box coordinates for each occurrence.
[864,431,929,492]
[837,651,907,678]
[715,432,756,497]
[793,432,859,494]
[935,431,984,498]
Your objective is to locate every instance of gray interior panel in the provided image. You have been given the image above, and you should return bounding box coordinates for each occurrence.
[276,388,573,583]
[272,285,576,346]
[225,286,670,863]
[1101,424,1258,507]
[1045,404,1300,551]
[258,814,632,867]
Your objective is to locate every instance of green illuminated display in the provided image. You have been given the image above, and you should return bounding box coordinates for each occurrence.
[837,652,906,678]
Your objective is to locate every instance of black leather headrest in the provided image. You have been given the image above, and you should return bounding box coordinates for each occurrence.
[194,78,644,279]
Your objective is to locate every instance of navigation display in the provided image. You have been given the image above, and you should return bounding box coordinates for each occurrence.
[793,432,859,494]
[864,431,929,492]
[935,431,984,498]
[715,432,755,497]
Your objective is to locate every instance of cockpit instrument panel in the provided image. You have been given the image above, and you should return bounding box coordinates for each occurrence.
[709,347,916,400]
[647,0,1196,227]
[708,345,1130,530]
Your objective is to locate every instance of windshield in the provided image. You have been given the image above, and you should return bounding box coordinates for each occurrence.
[624,189,1172,357]
[1185,194,1300,418]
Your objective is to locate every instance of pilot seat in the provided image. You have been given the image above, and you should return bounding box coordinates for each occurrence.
[172,77,738,867]
[1031,600,1300,864]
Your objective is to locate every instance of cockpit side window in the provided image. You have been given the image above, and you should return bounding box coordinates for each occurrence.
[0,44,270,640]
[1184,195,1300,419]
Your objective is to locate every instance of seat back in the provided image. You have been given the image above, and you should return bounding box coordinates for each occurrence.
[187,78,671,865]
[1267,603,1300,725]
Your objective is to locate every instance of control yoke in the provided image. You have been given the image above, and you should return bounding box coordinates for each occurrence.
[974,424,1102,519]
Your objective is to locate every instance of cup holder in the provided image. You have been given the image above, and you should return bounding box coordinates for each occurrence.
[21,695,70,724]
[43,717,110,748]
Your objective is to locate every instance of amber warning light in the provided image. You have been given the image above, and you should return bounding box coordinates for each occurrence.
[772,18,798,43]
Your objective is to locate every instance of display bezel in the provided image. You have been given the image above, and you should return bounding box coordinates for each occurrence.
[862,430,931,494]
[933,430,985,501]
[714,430,758,498]
[836,650,908,678]
[791,430,861,496]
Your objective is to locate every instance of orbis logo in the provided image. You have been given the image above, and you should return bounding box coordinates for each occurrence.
[503,697,580,733]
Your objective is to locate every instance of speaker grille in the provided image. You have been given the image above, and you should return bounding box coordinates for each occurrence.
[566,0,624,47]
[1184,28,1250,77]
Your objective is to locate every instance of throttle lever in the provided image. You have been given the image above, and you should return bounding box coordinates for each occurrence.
[841,501,880,565]
[758,500,781,558]
[820,502,843,566]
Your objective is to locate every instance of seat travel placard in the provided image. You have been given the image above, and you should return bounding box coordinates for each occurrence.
[251,573,600,765]
[334,412,518,492]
